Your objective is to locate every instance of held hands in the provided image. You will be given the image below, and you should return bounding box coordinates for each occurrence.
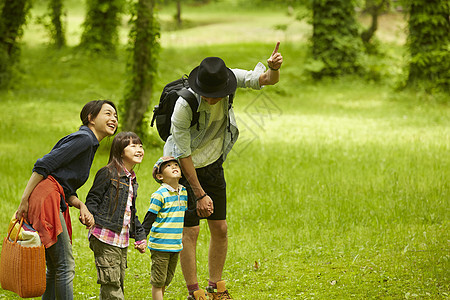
[267,41,283,71]
[79,204,95,229]
[196,195,214,218]
[134,240,147,253]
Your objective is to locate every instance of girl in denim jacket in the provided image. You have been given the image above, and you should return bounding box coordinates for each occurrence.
[85,131,147,300]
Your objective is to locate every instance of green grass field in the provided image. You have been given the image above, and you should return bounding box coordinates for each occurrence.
[0,2,449,299]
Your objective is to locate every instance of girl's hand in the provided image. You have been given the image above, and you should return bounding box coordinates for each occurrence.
[67,195,92,225]
[134,240,147,253]
[79,204,94,229]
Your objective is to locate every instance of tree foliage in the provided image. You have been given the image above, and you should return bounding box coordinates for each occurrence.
[175,0,182,26]
[404,0,449,92]
[48,0,66,48]
[121,0,160,138]
[0,0,31,89]
[360,0,390,53]
[79,0,124,54]
[309,0,363,78]
[236,0,308,7]
[36,0,66,48]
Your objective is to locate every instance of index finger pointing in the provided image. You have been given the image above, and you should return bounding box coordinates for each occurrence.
[272,42,280,55]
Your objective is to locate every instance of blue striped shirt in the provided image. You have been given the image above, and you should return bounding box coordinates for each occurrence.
[147,184,187,252]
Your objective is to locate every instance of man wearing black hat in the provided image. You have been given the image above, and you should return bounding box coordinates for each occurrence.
[163,42,283,300]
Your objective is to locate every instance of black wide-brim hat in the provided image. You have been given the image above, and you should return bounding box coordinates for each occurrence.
[188,57,237,98]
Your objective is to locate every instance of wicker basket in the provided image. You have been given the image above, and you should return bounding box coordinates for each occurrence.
[0,218,46,298]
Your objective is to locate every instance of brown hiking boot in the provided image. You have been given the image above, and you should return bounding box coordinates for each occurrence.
[206,280,233,299]
[187,289,207,300]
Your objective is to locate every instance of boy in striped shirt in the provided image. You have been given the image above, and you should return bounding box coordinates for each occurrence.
[142,156,200,300]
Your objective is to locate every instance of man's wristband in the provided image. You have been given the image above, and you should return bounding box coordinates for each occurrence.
[196,193,207,201]
[269,66,279,71]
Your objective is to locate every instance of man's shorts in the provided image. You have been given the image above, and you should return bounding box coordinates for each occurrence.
[150,250,179,288]
[180,157,227,227]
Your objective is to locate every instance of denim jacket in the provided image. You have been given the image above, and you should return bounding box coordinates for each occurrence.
[163,62,266,165]
[85,166,146,241]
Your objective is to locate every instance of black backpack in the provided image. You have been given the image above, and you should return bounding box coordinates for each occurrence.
[151,75,200,141]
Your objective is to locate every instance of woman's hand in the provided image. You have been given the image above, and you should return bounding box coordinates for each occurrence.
[16,172,44,221]
[16,199,29,221]
[68,195,94,228]
[80,204,95,229]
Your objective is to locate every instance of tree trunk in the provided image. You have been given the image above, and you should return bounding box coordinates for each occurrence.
[406,0,450,91]
[122,0,159,136]
[176,0,182,26]
[310,0,362,78]
[0,0,30,88]
[0,0,29,56]
[361,6,379,44]
[49,0,66,48]
[79,0,124,53]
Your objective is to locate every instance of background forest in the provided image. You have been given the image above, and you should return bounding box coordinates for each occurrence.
[0,0,448,299]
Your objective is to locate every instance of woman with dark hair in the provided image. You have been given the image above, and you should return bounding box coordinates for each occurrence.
[85,131,147,300]
[16,99,118,300]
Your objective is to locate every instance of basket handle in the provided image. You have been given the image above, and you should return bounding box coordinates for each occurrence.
[6,217,24,243]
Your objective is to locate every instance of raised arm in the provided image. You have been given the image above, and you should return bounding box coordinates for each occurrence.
[259,41,283,86]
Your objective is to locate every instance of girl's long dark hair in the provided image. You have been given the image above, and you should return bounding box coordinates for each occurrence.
[106,131,142,213]
[107,131,142,175]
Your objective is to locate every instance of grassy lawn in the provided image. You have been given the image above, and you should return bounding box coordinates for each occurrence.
[0,2,449,299]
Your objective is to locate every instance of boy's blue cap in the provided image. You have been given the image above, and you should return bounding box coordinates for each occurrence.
[153,156,178,183]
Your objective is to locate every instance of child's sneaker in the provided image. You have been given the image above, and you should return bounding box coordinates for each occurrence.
[187,289,207,300]
[206,280,233,299]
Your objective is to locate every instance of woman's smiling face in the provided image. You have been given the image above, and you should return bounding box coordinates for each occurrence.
[89,103,118,141]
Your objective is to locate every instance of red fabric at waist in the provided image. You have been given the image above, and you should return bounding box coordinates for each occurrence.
[27,175,72,248]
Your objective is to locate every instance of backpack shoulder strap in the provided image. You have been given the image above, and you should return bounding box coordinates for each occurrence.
[177,88,200,127]
[228,93,234,109]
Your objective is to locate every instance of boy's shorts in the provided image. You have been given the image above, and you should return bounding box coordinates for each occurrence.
[150,250,179,288]
[180,157,227,227]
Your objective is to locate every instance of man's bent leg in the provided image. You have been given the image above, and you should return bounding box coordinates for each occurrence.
[207,220,228,283]
[180,226,200,285]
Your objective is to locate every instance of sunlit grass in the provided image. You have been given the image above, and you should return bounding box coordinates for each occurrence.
[0,3,448,299]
